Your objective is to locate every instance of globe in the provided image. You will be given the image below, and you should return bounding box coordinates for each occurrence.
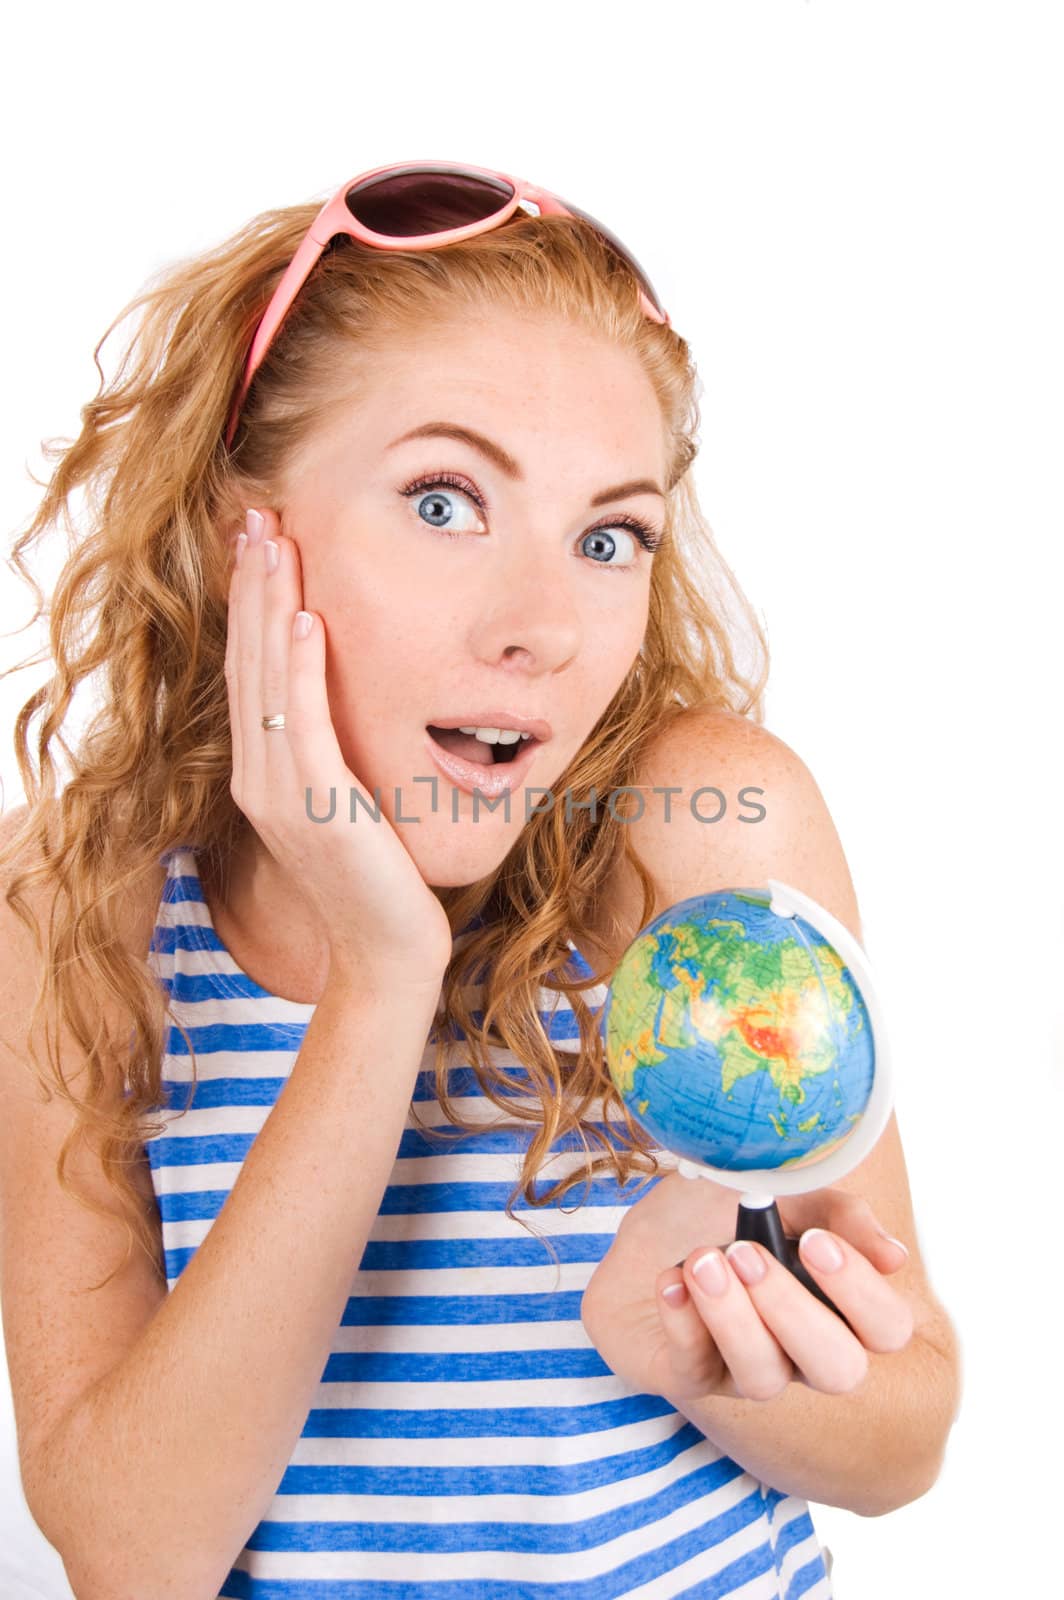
[600,880,892,1200]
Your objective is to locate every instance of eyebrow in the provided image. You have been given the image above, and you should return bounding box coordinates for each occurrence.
[386,421,665,506]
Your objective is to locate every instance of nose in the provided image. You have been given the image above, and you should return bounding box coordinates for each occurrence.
[469,537,582,674]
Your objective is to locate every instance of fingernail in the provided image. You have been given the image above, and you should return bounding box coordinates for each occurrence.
[875,1222,909,1256]
[263,539,279,574]
[725,1241,766,1285]
[661,1281,688,1308]
[691,1248,730,1295]
[800,1228,844,1272]
[234,533,246,568]
[293,610,313,640]
[245,508,265,545]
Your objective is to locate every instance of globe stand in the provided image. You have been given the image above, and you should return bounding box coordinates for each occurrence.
[732,1192,854,1331]
[671,1182,853,1330]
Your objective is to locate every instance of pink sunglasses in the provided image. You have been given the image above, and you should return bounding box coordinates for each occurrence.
[224,158,670,449]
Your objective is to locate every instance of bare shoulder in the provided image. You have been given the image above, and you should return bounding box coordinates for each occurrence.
[1,799,167,962]
[0,799,167,1197]
[586,706,861,968]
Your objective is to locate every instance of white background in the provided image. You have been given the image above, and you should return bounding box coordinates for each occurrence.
[1,2,1061,1595]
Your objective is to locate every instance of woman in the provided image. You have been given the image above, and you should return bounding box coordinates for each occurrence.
[0,160,959,1598]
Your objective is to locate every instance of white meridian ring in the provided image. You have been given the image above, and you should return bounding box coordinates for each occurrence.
[261,713,287,732]
[675,877,894,1199]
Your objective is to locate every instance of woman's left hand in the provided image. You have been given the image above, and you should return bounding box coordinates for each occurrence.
[580,1169,915,1407]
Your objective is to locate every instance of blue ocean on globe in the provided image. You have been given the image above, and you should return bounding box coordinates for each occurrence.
[600,888,876,1173]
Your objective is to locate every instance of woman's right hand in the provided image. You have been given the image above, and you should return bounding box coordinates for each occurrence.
[225,506,456,992]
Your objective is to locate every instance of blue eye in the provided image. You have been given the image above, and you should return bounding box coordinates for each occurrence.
[580,526,639,567]
[398,470,663,571]
[402,472,487,537]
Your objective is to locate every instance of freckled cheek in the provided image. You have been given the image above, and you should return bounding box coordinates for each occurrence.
[313,539,438,622]
[320,582,451,692]
[605,606,650,670]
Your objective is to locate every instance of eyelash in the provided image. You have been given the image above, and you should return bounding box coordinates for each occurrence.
[398,470,664,569]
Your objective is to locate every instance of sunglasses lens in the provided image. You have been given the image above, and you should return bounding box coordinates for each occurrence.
[344,166,516,238]
[553,195,665,317]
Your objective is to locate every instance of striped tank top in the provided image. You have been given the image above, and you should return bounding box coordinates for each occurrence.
[145,846,834,1599]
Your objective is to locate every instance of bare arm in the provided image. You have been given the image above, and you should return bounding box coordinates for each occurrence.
[581,708,962,1515]
[665,1298,959,1515]
[26,972,442,1600]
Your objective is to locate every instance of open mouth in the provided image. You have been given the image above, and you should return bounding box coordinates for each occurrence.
[425,726,535,765]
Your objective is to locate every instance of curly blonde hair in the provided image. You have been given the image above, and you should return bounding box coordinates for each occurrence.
[1,185,769,1290]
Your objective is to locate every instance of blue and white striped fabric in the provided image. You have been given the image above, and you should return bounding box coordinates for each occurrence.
[145,845,833,1598]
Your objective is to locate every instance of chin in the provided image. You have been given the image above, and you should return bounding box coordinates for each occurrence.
[406,821,521,893]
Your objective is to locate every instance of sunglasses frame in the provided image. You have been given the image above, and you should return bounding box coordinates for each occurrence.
[224,158,669,448]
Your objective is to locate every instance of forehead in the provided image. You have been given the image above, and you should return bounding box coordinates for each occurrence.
[332,309,668,475]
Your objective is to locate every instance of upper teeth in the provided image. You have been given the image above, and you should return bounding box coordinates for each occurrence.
[457,726,532,744]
